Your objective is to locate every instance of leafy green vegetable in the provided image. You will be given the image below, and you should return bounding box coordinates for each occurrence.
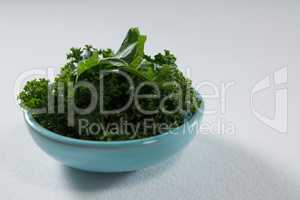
[18,27,202,141]
[116,27,146,64]
[76,52,100,81]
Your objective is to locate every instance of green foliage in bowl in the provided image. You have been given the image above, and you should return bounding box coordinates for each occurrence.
[18,27,202,141]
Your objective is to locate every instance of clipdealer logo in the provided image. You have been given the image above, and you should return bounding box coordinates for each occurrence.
[251,67,288,133]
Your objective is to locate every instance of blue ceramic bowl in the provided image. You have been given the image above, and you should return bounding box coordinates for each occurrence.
[24,103,204,172]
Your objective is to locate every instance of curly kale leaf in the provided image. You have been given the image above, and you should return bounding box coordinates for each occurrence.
[18,79,49,110]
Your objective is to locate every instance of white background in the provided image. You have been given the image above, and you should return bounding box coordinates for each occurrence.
[0,1,299,199]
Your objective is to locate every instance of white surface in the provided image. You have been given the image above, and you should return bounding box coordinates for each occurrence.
[0,1,299,199]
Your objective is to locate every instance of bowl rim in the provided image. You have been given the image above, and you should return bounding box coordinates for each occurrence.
[24,101,204,147]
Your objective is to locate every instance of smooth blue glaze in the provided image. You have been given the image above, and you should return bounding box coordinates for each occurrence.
[24,102,204,172]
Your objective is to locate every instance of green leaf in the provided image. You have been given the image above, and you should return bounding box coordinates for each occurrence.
[146,65,155,80]
[18,79,50,113]
[130,55,144,67]
[122,66,149,80]
[76,52,99,81]
[99,57,128,67]
[131,59,155,80]
[116,27,146,64]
